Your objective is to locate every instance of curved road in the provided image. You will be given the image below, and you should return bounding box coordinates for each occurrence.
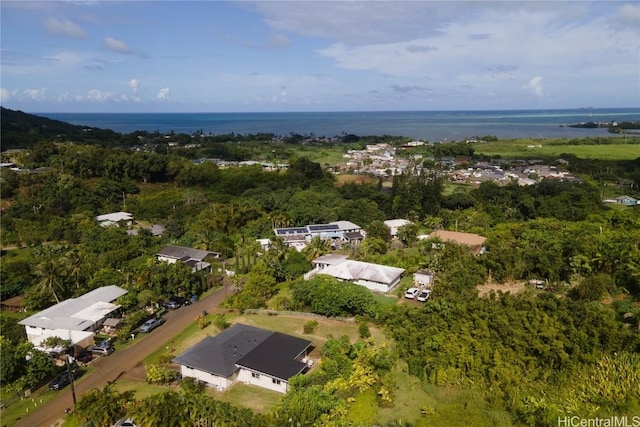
[14,286,228,427]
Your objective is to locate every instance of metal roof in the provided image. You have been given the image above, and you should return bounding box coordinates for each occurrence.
[18,286,126,330]
[318,260,405,285]
[157,245,215,261]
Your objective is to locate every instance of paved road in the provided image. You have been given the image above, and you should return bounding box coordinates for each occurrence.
[13,286,228,427]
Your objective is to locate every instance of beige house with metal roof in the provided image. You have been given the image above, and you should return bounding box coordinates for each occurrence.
[18,285,127,352]
[305,255,405,293]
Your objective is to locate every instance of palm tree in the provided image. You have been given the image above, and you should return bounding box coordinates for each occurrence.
[302,236,331,262]
[34,258,67,303]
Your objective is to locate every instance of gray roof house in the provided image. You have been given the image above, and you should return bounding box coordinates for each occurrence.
[305,255,405,293]
[18,285,127,351]
[157,245,220,273]
[173,324,312,393]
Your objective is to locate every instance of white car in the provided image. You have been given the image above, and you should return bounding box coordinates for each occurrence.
[404,287,420,299]
[139,317,165,333]
[417,289,431,302]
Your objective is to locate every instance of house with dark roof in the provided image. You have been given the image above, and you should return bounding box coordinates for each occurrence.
[157,245,220,273]
[172,324,312,393]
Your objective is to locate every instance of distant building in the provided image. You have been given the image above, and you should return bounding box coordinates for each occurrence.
[157,245,220,273]
[426,230,487,255]
[384,219,412,237]
[274,221,363,250]
[96,212,133,227]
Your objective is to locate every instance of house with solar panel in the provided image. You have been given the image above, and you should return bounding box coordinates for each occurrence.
[157,245,220,273]
[305,254,405,293]
[273,220,363,250]
[173,323,313,393]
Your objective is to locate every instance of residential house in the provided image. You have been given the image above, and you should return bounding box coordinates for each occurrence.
[615,195,639,206]
[305,254,405,293]
[157,245,220,273]
[427,230,487,255]
[173,323,312,393]
[18,285,127,352]
[273,221,363,250]
[384,219,412,237]
[96,212,133,228]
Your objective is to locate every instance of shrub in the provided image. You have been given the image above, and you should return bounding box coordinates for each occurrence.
[146,364,178,384]
[303,320,319,334]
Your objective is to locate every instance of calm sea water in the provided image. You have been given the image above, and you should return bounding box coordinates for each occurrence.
[38,108,640,141]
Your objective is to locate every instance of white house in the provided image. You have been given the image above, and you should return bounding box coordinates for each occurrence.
[173,324,312,393]
[274,221,363,250]
[95,212,133,227]
[305,254,405,293]
[18,285,127,352]
[384,219,412,237]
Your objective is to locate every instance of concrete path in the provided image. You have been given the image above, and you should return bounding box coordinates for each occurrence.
[12,285,229,427]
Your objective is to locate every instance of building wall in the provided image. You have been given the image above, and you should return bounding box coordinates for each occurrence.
[157,256,178,264]
[354,279,393,293]
[237,368,288,393]
[180,366,234,391]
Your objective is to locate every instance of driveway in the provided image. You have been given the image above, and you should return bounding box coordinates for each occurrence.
[13,285,229,427]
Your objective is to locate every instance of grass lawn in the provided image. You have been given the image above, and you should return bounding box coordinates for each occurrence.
[205,382,283,414]
[473,140,640,160]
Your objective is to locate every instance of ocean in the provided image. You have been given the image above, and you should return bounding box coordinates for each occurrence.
[38,108,640,141]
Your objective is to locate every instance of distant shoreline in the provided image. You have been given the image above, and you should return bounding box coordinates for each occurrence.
[35,108,640,141]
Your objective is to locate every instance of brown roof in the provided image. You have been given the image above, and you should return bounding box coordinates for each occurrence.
[429,230,486,254]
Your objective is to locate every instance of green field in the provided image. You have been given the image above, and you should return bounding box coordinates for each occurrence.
[472,139,640,160]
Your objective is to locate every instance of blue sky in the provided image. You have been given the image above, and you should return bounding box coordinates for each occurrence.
[1,1,639,113]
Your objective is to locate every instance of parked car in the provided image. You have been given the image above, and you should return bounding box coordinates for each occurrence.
[170,296,191,306]
[417,289,431,302]
[404,287,420,299]
[161,300,181,310]
[49,368,81,390]
[113,418,137,427]
[139,317,165,333]
[89,342,115,356]
[74,350,93,365]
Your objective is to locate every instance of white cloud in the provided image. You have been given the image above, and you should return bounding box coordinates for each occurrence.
[104,37,132,54]
[157,87,170,101]
[45,17,88,39]
[76,89,116,102]
[527,76,544,97]
[128,79,140,94]
[0,88,11,102]
[24,88,46,101]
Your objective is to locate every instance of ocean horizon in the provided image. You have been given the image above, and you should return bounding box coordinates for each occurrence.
[37,108,640,142]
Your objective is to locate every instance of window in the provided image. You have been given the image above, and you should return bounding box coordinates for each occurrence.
[251,372,260,379]
[272,379,281,385]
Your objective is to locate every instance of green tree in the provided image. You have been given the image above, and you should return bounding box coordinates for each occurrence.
[74,386,135,427]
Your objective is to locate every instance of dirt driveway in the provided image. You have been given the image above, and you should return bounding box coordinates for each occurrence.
[13,285,229,427]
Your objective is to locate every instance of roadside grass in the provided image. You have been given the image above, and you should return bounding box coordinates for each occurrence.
[473,140,640,160]
[0,388,59,427]
[0,368,96,427]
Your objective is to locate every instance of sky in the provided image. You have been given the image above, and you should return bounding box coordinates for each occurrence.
[1,1,639,113]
